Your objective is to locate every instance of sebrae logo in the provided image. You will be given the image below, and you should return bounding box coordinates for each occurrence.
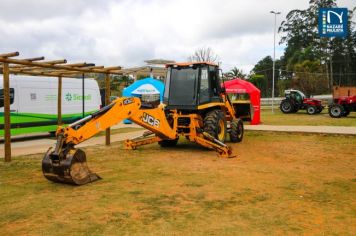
[319,8,348,37]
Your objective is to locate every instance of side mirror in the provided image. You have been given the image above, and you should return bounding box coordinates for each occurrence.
[218,69,224,79]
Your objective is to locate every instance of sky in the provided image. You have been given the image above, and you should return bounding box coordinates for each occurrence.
[0,0,355,74]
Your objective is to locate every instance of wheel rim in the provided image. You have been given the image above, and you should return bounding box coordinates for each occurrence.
[217,119,225,141]
[308,107,315,113]
[331,107,341,116]
[282,103,291,111]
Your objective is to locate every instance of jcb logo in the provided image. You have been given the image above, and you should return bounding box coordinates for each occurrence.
[142,112,160,127]
[123,98,133,105]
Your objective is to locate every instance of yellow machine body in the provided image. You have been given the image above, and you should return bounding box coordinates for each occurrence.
[42,62,244,185]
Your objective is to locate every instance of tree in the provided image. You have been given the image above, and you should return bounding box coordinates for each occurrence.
[250,56,282,97]
[278,0,356,88]
[226,67,246,79]
[188,47,219,62]
[249,74,267,94]
[292,60,328,96]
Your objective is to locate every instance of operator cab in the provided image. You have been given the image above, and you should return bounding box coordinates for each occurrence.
[285,89,306,104]
[163,62,222,110]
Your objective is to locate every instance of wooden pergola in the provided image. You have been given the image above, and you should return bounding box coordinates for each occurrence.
[0,52,123,162]
[121,66,167,79]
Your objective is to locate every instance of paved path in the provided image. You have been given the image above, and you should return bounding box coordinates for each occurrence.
[244,125,356,135]
[1,124,355,158]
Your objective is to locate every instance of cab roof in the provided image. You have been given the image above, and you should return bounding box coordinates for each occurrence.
[165,61,218,68]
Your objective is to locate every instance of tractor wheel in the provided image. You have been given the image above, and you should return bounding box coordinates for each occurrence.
[329,104,344,118]
[280,99,294,113]
[230,119,244,143]
[316,106,323,113]
[158,138,179,147]
[306,105,317,115]
[203,110,227,143]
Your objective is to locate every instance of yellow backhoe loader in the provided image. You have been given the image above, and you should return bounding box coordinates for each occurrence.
[42,62,244,185]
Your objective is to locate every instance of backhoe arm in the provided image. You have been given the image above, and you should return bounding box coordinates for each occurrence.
[59,97,141,145]
[43,96,178,185]
[58,97,177,145]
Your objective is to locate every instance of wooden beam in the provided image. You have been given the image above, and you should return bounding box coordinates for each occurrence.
[2,59,67,70]
[13,62,91,72]
[0,57,121,74]
[15,66,106,76]
[23,56,45,62]
[57,76,62,125]
[102,66,121,71]
[105,73,111,145]
[3,63,11,162]
[0,52,19,58]
[11,70,78,78]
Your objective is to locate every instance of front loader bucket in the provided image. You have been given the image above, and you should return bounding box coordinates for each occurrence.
[42,147,100,185]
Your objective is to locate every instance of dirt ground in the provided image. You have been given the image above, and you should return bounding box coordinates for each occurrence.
[0,131,355,235]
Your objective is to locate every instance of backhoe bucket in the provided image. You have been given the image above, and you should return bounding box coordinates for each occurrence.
[42,147,100,185]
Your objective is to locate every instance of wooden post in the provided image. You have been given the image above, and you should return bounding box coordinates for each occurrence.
[57,76,62,125]
[3,63,11,162]
[105,73,110,145]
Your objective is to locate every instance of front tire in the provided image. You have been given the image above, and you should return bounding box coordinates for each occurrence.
[230,119,244,143]
[203,110,227,143]
[280,99,294,113]
[306,105,317,115]
[329,104,344,118]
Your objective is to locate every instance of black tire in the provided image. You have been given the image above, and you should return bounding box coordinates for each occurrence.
[329,104,344,118]
[316,106,323,113]
[280,99,294,113]
[203,109,227,143]
[306,105,317,115]
[158,138,179,147]
[230,119,244,143]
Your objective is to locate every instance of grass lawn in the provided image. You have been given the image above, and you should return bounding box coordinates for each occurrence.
[261,109,356,126]
[0,132,355,235]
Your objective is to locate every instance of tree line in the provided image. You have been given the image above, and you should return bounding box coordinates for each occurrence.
[229,0,355,97]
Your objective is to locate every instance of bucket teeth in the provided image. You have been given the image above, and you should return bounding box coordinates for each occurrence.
[42,147,100,185]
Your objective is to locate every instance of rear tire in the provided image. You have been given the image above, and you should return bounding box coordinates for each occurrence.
[158,138,179,147]
[329,104,344,118]
[204,110,227,143]
[280,99,294,113]
[230,119,244,143]
[306,105,317,115]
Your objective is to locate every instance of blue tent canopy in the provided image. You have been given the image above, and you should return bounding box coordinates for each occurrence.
[122,77,164,124]
[123,77,164,101]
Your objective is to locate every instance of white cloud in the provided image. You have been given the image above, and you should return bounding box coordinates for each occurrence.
[0,0,354,73]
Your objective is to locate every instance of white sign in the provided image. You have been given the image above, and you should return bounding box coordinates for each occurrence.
[132,84,159,94]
